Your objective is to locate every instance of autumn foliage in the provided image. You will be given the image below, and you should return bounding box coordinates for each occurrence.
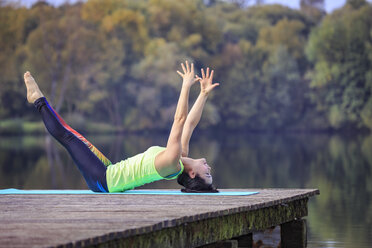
[1,0,371,132]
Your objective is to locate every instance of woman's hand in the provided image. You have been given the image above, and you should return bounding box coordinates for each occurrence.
[196,67,219,96]
[177,61,198,88]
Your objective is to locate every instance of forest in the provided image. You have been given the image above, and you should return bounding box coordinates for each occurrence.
[1,0,371,133]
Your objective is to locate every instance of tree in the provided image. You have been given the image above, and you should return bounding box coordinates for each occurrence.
[256,18,308,73]
[300,0,325,23]
[126,39,188,130]
[0,5,34,119]
[306,3,372,130]
[347,0,368,9]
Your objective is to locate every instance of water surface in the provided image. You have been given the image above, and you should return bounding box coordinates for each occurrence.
[1,132,371,247]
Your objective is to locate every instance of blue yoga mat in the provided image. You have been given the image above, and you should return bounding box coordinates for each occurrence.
[0,188,258,196]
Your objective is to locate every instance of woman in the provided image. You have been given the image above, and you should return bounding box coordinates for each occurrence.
[24,61,219,193]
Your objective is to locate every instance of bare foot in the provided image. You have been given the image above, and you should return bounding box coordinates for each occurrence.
[24,71,44,103]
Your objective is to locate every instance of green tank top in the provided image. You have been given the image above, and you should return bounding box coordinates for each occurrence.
[106,146,184,193]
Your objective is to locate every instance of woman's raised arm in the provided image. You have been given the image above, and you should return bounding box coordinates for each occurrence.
[181,67,219,157]
[154,61,198,177]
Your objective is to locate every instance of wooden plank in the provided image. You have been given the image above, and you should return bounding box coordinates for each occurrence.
[99,198,309,248]
[0,188,319,248]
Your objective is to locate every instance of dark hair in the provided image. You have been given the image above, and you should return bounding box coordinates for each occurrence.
[177,171,219,193]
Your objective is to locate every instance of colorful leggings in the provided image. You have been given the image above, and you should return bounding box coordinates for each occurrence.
[34,97,112,192]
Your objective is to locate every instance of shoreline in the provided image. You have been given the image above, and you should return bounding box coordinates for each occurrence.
[0,119,370,136]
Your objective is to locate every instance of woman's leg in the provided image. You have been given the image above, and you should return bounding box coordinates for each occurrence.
[24,72,111,192]
[34,97,111,192]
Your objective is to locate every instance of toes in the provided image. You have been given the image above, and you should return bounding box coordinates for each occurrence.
[24,71,34,81]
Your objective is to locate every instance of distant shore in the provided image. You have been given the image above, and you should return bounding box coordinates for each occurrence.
[1,119,369,136]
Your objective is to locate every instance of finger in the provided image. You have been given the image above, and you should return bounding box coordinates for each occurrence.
[195,75,201,81]
[206,67,210,78]
[181,63,186,73]
[186,61,190,72]
[210,70,214,81]
[177,71,184,77]
[191,63,194,74]
[201,68,205,78]
[207,84,219,92]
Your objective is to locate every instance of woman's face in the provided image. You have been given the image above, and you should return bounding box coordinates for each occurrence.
[192,158,213,185]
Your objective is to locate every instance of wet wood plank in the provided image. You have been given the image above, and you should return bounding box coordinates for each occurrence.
[0,188,319,248]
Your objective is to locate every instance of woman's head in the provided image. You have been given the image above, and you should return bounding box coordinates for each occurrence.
[177,157,218,193]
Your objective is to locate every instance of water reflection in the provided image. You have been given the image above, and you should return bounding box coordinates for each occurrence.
[0,133,371,247]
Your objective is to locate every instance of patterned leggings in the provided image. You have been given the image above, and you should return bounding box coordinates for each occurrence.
[34,97,111,192]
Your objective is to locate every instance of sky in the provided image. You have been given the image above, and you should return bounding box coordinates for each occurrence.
[5,0,372,13]
[8,0,351,13]
[265,0,347,12]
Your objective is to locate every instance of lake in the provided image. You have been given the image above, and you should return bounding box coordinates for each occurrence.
[0,132,371,247]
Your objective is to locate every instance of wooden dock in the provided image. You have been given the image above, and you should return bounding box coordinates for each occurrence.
[0,189,319,248]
